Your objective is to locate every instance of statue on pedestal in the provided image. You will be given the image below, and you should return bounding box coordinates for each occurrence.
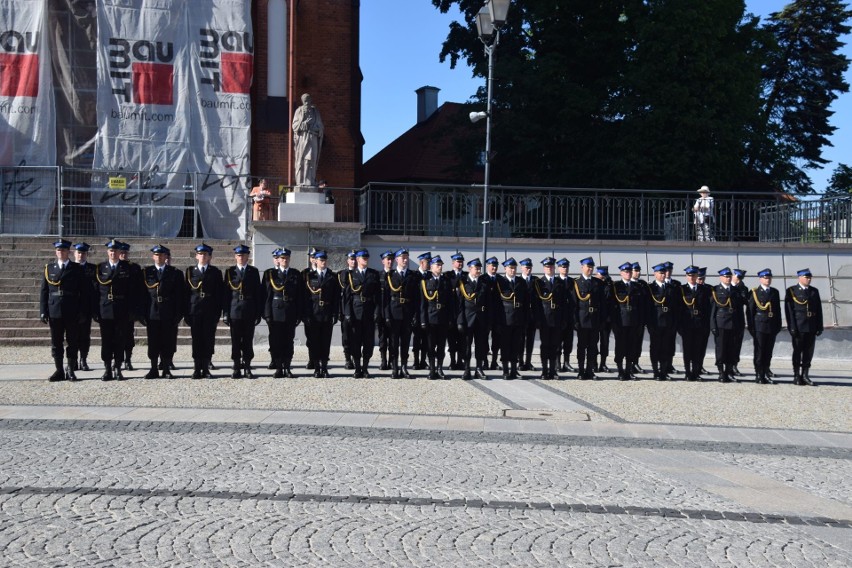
[292,93,324,190]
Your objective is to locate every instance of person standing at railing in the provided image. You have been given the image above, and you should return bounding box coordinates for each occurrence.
[693,185,715,241]
[250,179,275,221]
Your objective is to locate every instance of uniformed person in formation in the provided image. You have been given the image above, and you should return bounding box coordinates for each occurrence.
[530,257,566,380]
[303,250,340,378]
[73,242,97,372]
[384,248,419,379]
[610,262,646,381]
[593,265,613,373]
[629,262,650,375]
[419,256,454,379]
[94,239,138,380]
[573,257,605,380]
[223,245,265,379]
[709,267,744,383]
[40,239,87,381]
[746,268,781,385]
[484,256,502,369]
[412,252,432,370]
[519,258,538,372]
[495,257,529,379]
[185,243,224,379]
[695,267,711,375]
[679,265,712,381]
[302,248,318,370]
[377,249,395,370]
[263,248,304,378]
[556,258,576,372]
[784,268,823,386]
[343,249,381,378]
[457,258,491,380]
[646,263,681,381]
[141,245,186,379]
[730,268,749,376]
[338,250,357,369]
[446,252,466,370]
[115,242,142,370]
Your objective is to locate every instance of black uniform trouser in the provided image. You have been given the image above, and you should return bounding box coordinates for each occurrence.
[792,332,817,369]
[77,317,92,358]
[99,316,129,366]
[187,314,218,362]
[464,319,490,368]
[350,316,376,362]
[491,324,503,361]
[538,325,561,365]
[753,331,777,371]
[680,327,705,374]
[388,318,413,364]
[649,326,677,371]
[147,318,178,364]
[630,325,645,363]
[733,326,745,364]
[523,321,537,364]
[714,328,737,367]
[560,326,575,362]
[500,325,524,364]
[598,324,612,362]
[576,327,599,371]
[124,318,136,359]
[341,314,351,356]
[426,324,448,366]
[377,318,388,354]
[447,322,463,362]
[412,324,427,359]
[307,319,334,363]
[229,318,256,364]
[696,328,711,368]
[613,325,637,366]
[49,317,79,363]
[268,320,297,367]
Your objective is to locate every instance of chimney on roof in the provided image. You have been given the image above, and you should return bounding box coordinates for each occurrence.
[416,86,440,124]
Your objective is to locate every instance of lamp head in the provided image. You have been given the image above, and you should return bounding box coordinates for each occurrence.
[469,111,488,124]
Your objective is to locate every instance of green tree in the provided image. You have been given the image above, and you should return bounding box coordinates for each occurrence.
[748,0,852,194]
[825,163,852,196]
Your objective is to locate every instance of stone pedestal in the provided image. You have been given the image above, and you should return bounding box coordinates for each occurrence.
[278,189,335,223]
[250,221,364,272]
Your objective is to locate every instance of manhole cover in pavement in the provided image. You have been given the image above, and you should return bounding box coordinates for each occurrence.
[503,409,590,421]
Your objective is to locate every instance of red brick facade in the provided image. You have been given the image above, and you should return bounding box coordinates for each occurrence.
[251,0,362,189]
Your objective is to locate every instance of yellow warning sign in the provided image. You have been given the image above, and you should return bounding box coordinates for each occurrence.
[108,177,127,190]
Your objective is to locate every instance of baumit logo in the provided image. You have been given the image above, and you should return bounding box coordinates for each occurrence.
[198,28,253,94]
[108,38,175,105]
[0,30,40,98]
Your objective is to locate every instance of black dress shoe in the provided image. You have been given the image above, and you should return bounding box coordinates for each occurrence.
[597,364,611,373]
[49,369,65,382]
[273,368,285,378]
[766,368,776,378]
[162,369,175,379]
[285,368,295,378]
[79,358,91,372]
[732,365,743,376]
[462,370,472,380]
[65,367,79,382]
[124,360,134,371]
[192,370,203,379]
[114,368,126,381]
[313,368,321,378]
[145,369,159,379]
[100,370,114,382]
[208,361,217,370]
[474,368,487,380]
[169,362,176,370]
[244,367,254,379]
[345,357,355,370]
[379,359,390,371]
[401,365,413,379]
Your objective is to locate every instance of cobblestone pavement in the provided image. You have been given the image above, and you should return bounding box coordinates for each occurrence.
[0,420,850,567]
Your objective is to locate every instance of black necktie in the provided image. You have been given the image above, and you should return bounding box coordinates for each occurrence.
[158,267,164,280]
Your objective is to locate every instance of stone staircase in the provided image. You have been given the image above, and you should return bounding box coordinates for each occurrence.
[0,236,243,347]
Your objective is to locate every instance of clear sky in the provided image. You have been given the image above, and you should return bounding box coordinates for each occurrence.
[360,0,851,193]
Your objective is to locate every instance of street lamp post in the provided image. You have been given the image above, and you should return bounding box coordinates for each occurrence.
[471,0,510,263]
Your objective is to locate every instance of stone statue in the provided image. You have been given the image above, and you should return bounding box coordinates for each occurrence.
[292,93,324,189]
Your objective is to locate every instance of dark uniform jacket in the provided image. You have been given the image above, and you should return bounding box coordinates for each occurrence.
[96,260,137,320]
[223,265,264,321]
[747,286,782,334]
[646,280,681,329]
[456,275,491,328]
[77,262,98,319]
[383,269,420,322]
[142,265,186,322]
[40,260,87,320]
[420,272,454,326]
[610,279,645,328]
[304,268,341,323]
[573,276,604,329]
[530,276,566,329]
[494,275,529,327]
[679,282,712,331]
[342,267,381,321]
[710,285,745,332]
[263,267,304,323]
[185,264,225,318]
[784,285,823,334]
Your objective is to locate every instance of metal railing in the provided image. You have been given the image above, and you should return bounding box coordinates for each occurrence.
[2,169,851,242]
[359,182,852,242]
